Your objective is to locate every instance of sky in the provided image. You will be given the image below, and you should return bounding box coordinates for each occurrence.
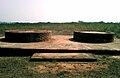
[0,0,120,23]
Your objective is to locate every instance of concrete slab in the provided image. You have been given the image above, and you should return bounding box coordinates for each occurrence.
[30,53,97,62]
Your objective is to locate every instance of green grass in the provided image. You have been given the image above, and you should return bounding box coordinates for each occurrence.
[0,22,120,38]
[0,56,120,78]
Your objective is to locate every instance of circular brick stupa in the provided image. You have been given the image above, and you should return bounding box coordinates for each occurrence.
[73,31,115,43]
[5,30,52,42]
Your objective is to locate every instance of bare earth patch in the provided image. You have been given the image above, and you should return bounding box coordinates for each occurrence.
[31,62,108,74]
[111,56,120,59]
[0,35,120,50]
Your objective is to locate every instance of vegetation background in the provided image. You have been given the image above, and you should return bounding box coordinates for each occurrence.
[0,22,120,38]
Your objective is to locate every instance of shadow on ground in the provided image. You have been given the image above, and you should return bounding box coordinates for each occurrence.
[69,38,114,44]
[0,47,120,57]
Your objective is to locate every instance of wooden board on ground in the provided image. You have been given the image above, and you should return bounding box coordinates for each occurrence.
[30,53,97,62]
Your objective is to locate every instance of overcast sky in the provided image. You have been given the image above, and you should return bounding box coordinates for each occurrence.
[0,0,120,22]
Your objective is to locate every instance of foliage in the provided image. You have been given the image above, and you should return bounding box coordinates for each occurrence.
[0,22,120,38]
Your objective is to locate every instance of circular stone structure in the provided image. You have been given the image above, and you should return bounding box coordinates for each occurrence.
[5,30,52,42]
[73,31,115,43]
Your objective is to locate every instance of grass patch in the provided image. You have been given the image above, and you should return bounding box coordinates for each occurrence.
[0,22,120,38]
[0,55,120,78]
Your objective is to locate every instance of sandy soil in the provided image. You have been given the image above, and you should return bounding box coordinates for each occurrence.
[0,35,120,50]
[111,56,120,59]
[31,62,108,74]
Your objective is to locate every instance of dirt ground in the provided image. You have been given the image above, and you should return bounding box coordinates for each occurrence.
[0,35,119,74]
[31,62,108,74]
[111,56,120,59]
[0,35,120,50]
